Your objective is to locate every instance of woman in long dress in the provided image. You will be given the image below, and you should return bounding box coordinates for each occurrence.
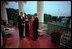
[29,16,34,39]
[25,18,29,37]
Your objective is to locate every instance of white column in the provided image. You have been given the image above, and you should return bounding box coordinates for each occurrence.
[18,1,24,15]
[1,1,8,24]
[37,1,44,23]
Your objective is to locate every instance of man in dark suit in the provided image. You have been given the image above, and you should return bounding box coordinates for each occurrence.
[17,12,24,39]
[33,14,39,41]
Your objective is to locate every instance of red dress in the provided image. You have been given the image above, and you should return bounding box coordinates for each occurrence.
[29,20,33,38]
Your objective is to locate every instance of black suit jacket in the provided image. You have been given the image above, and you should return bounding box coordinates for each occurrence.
[17,16,24,25]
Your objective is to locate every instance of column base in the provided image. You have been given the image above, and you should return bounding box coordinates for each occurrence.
[38,22,48,36]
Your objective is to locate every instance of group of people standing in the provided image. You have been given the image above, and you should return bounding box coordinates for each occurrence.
[17,12,39,41]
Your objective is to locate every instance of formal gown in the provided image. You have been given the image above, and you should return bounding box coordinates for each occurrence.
[29,20,33,38]
[25,19,29,37]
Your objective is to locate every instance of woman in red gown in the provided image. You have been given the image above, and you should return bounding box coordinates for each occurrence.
[29,16,34,39]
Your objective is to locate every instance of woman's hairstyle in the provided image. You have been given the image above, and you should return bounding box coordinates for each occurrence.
[20,12,23,14]
[34,13,37,16]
